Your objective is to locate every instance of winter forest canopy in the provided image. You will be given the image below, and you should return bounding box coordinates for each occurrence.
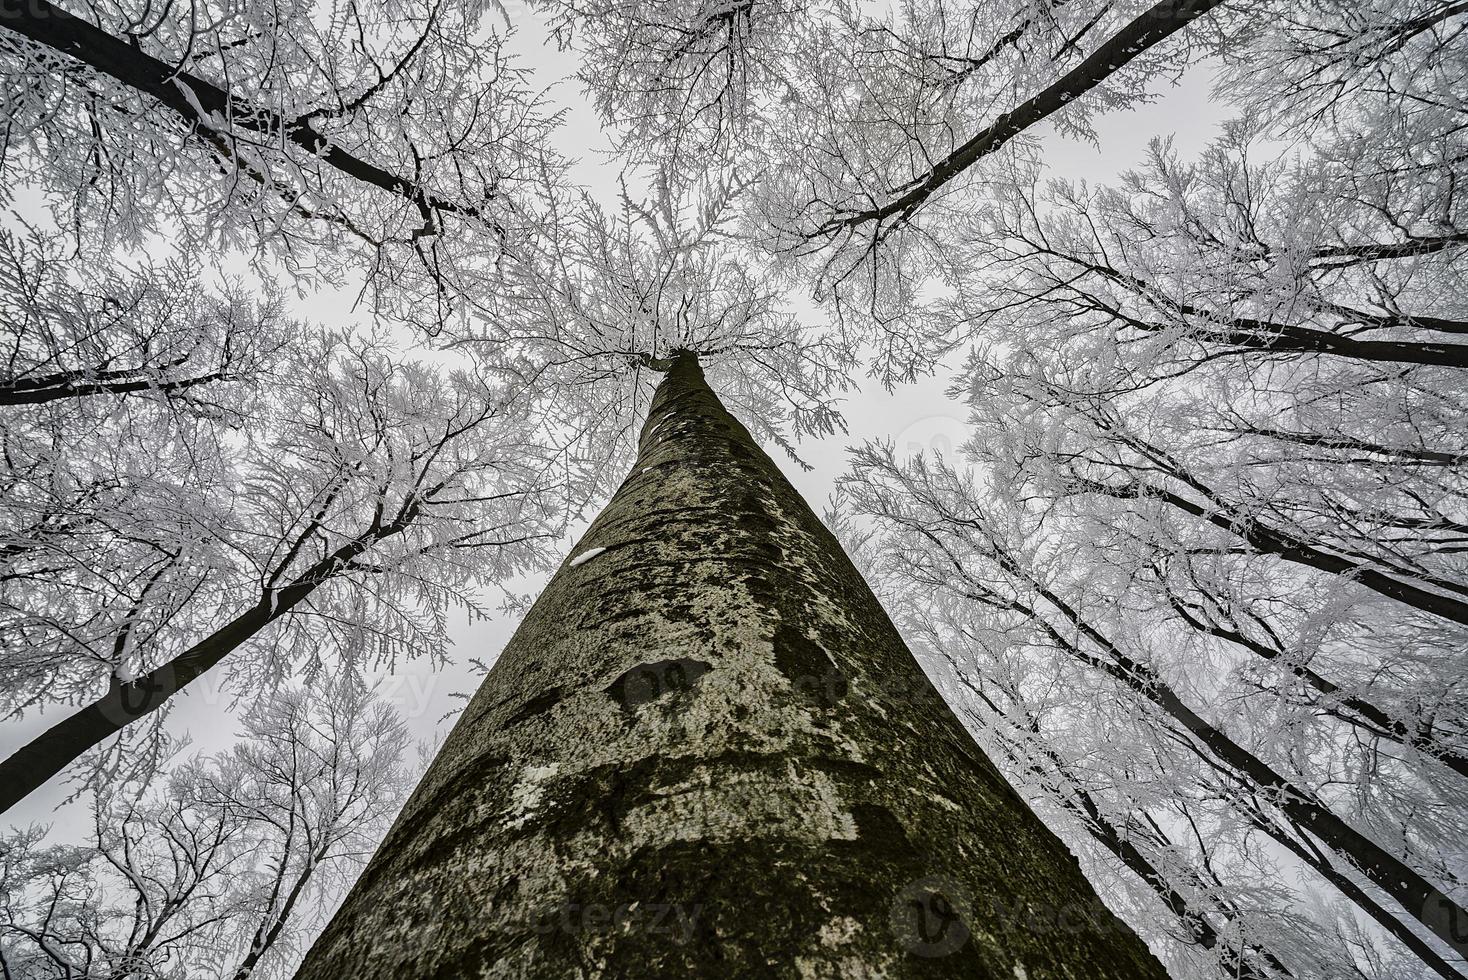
[0,0,1464,976]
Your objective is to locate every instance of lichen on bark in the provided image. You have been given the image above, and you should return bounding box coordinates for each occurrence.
[294,352,1170,979]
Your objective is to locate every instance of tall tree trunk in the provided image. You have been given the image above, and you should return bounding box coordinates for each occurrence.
[0,590,311,814]
[959,691,1293,980]
[0,0,473,220]
[0,514,404,814]
[233,847,325,980]
[295,353,1169,978]
[1163,592,1468,779]
[974,573,1468,959]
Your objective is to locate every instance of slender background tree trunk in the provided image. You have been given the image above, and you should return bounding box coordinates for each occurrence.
[295,353,1168,978]
[0,589,312,814]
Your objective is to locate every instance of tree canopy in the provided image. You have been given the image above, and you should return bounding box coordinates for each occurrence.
[1,0,1465,976]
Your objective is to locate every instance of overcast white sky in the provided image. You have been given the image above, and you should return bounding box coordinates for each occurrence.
[0,20,1230,842]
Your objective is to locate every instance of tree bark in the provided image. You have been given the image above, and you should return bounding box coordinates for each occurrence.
[294,353,1169,978]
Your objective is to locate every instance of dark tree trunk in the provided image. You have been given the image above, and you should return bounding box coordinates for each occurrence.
[963,693,1292,980]
[984,575,1468,960]
[0,367,230,405]
[812,0,1225,237]
[1165,594,1468,779]
[233,848,325,980]
[0,0,479,219]
[0,514,400,814]
[0,585,312,814]
[295,353,1167,978]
